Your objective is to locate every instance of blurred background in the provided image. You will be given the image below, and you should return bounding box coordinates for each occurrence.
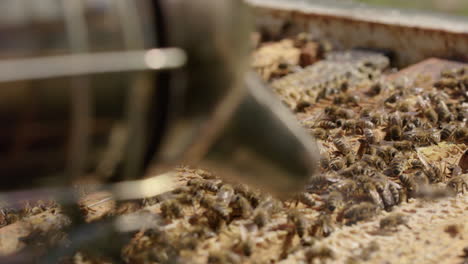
[344,0,468,16]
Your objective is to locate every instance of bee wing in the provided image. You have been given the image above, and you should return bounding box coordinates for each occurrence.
[301,111,325,124]
[416,95,430,109]
[388,180,402,190]
[367,189,384,209]
[416,149,431,171]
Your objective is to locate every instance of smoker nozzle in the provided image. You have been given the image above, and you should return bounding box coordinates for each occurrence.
[200,73,319,196]
[156,72,320,197]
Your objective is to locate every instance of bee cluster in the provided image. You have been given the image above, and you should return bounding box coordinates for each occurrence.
[0,200,57,228]
[270,50,389,111]
[2,34,467,263]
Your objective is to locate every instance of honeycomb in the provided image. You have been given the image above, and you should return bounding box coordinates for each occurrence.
[0,35,467,264]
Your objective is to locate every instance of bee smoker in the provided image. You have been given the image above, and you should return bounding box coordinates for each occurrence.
[0,0,318,198]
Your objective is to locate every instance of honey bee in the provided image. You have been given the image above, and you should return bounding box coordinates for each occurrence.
[446,176,467,194]
[454,105,467,122]
[388,181,402,205]
[403,122,416,132]
[330,158,345,171]
[200,196,231,220]
[389,158,406,177]
[440,124,455,141]
[233,184,261,208]
[200,195,216,209]
[178,232,203,250]
[294,100,312,113]
[172,186,192,195]
[232,238,254,257]
[338,180,359,199]
[337,108,356,120]
[388,112,403,127]
[413,171,429,185]
[175,193,194,206]
[230,195,253,218]
[188,179,219,192]
[343,202,379,225]
[358,241,380,261]
[393,140,414,151]
[362,154,386,170]
[253,209,269,228]
[310,128,328,140]
[193,189,207,204]
[309,213,334,238]
[404,128,440,145]
[335,118,346,128]
[217,185,235,204]
[195,169,216,179]
[324,105,338,116]
[340,162,367,178]
[384,92,401,104]
[296,192,316,207]
[333,138,351,155]
[375,180,398,210]
[257,196,284,214]
[319,156,330,170]
[399,174,418,197]
[345,153,357,166]
[342,120,358,133]
[357,139,377,158]
[409,159,424,170]
[280,224,296,260]
[435,101,453,122]
[424,164,444,183]
[459,246,468,262]
[440,68,463,78]
[396,100,410,112]
[363,129,376,144]
[346,94,360,106]
[379,213,408,230]
[434,77,458,88]
[370,112,386,126]
[358,119,376,130]
[325,106,355,119]
[360,108,372,118]
[448,164,463,177]
[287,210,309,238]
[304,246,335,263]
[423,107,439,123]
[160,200,183,219]
[315,120,337,129]
[363,182,385,209]
[385,125,403,141]
[325,191,344,212]
[367,82,382,96]
[306,174,330,191]
[453,127,468,143]
[398,188,408,204]
[240,239,254,257]
[333,93,347,105]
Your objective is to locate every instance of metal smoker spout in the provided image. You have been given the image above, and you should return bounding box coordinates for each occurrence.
[153,0,320,197]
[161,71,321,197]
[0,0,319,199]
